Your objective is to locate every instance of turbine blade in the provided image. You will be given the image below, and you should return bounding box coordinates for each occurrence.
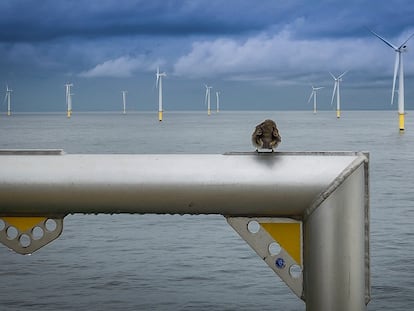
[307,91,314,105]
[370,29,398,50]
[399,32,414,49]
[329,72,336,79]
[338,71,348,79]
[331,82,337,106]
[391,52,400,106]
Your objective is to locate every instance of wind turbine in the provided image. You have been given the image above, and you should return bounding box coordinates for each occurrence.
[65,83,73,118]
[204,85,212,116]
[5,85,12,116]
[156,67,166,121]
[307,85,324,114]
[370,29,414,131]
[121,91,127,115]
[216,91,220,112]
[330,71,347,118]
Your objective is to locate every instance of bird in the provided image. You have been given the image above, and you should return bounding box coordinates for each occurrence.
[252,119,281,152]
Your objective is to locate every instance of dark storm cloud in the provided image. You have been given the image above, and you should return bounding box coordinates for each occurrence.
[0,0,284,42]
[5,0,409,43]
[1,1,412,45]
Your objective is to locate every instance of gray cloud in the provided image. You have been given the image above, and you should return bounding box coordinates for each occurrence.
[0,0,278,43]
[79,55,164,78]
[173,28,411,83]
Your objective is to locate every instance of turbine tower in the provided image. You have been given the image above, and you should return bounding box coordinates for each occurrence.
[216,91,220,112]
[370,29,414,131]
[204,85,212,116]
[121,91,127,115]
[307,86,323,114]
[156,67,166,122]
[5,85,12,116]
[330,71,347,118]
[65,83,73,118]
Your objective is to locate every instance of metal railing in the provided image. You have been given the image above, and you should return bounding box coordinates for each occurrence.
[0,151,370,311]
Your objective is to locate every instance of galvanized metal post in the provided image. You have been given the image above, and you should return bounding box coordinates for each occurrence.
[304,165,368,311]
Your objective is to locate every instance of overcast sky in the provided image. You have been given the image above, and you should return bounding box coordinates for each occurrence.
[1,0,414,112]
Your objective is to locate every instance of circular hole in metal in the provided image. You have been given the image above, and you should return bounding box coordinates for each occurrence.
[268,242,281,256]
[247,221,260,234]
[6,226,18,240]
[45,219,57,232]
[32,226,44,240]
[0,219,5,231]
[19,234,31,248]
[289,264,302,279]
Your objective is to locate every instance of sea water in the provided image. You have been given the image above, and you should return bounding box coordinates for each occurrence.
[0,111,413,310]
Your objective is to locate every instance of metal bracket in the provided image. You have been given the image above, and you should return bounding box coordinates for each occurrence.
[0,216,64,255]
[227,217,303,299]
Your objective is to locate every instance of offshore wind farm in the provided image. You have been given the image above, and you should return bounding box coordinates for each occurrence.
[2,28,414,129]
[2,28,414,128]
[0,50,413,131]
[0,63,412,130]
[3,29,414,129]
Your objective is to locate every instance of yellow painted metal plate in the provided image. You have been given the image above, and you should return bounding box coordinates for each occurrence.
[261,222,302,265]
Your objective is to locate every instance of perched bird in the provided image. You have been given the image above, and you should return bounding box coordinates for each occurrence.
[252,119,281,152]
